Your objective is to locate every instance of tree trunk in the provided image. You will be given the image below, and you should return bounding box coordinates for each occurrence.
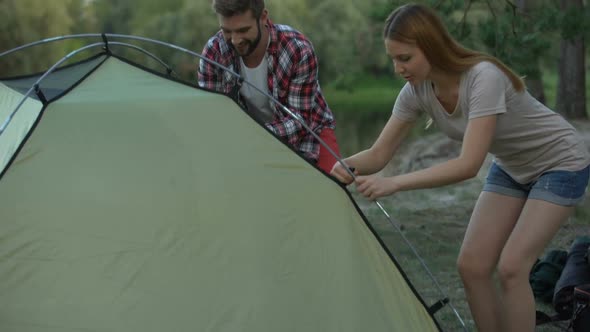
[516,0,546,104]
[556,0,587,119]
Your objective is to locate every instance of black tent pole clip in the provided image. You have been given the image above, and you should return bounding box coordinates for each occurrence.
[236,76,245,88]
[229,77,244,102]
[101,33,111,54]
[428,297,449,315]
[33,84,48,104]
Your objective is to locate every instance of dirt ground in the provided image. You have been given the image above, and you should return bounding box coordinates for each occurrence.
[352,119,590,331]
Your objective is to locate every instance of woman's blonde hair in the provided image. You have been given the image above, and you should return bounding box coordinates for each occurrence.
[383,3,525,92]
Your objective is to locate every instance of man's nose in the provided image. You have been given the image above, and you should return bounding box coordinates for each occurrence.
[231,33,242,45]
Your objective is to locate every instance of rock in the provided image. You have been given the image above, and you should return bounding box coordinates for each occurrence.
[382,132,461,176]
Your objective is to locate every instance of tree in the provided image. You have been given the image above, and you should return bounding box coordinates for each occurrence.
[0,0,78,75]
[91,0,134,34]
[133,0,219,79]
[476,0,554,105]
[556,0,587,118]
[268,0,374,86]
[515,0,547,104]
[363,0,469,78]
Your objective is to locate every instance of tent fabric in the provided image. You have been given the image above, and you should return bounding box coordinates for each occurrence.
[0,54,107,101]
[0,54,441,331]
[0,82,43,174]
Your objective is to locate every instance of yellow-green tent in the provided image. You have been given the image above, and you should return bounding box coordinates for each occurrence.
[0,50,441,331]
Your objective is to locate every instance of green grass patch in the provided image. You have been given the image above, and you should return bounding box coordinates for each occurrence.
[323,75,404,114]
[349,175,586,331]
[325,68,589,117]
[329,59,590,332]
[325,74,435,155]
[542,70,558,109]
[356,186,476,331]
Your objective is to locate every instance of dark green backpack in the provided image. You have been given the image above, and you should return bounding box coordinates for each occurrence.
[530,249,568,303]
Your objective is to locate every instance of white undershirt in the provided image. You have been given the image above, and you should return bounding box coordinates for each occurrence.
[239,45,274,123]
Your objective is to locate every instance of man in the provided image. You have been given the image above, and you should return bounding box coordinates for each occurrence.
[198,0,340,172]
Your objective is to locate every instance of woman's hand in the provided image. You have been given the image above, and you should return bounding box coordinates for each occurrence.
[330,162,358,185]
[355,175,401,200]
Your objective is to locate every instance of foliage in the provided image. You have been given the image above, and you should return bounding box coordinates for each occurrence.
[128,1,219,79]
[92,0,133,34]
[359,0,472,82]
[0,0,587,118]
[558,1,590,40]
[0,0,79,75]
[324,74,403,114]
[269,0,376,89]
[475,1,555,80]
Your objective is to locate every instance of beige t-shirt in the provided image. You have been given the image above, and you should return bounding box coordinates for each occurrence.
[392,61,590,183]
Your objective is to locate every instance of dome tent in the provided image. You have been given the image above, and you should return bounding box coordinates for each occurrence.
[0,35,457,331]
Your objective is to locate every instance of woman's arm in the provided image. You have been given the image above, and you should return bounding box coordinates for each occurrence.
[355,115,496,199]
[331,115,414,183]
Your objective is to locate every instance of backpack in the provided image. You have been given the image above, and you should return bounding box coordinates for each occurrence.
[554,237,590,317]
[535,237,590,328]
[530,249,568,303]
[572,285,590,332]
[536,285,590,331]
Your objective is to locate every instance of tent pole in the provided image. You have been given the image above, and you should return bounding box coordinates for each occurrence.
[0,41,179,136]
[0,42,105,136]
[0,34,102,58]
[0,35,468,330]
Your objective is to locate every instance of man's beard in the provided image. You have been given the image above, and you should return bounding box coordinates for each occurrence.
[228,19,262,57]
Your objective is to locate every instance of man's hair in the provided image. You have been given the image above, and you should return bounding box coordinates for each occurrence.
[212,0,265,19]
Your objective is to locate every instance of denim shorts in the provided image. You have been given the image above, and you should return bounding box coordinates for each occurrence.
[482,162,590,206]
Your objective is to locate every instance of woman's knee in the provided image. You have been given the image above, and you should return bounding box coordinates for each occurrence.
[497,255,531,288]
[457,251,495,280]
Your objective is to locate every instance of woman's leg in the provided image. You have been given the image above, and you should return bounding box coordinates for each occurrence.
[497,199,573,332]
[457,191,526,332]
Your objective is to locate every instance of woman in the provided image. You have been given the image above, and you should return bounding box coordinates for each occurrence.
[330,3,590,332]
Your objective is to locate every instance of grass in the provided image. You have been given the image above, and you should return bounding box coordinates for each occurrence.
[323,74,404,115]
[325,68,590,330]
[353,178,481,331]
[350,170,587,331]
[340,127,590,331]
[324,74,433,155]
[323,67,590,118]
[323,70,589,329]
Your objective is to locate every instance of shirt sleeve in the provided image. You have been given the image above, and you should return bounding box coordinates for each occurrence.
[265,44,317,158]
[392,82,421,122]
[197,38,224,92]
[467,63,508,119]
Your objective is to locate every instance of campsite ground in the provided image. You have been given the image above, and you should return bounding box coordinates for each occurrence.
[346,120,590,331]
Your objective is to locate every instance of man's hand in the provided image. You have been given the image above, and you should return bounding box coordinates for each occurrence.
[330,162,357,185]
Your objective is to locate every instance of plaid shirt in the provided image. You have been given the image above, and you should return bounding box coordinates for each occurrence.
[198,20,335,162]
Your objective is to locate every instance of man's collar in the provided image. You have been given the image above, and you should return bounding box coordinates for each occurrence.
[266,19,279,55]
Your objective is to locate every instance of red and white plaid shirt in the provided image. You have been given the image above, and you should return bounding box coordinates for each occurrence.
[198,19,336,162]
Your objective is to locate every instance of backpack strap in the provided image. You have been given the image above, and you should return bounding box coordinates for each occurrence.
[538,285,590,330]
[535,310,569,326]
